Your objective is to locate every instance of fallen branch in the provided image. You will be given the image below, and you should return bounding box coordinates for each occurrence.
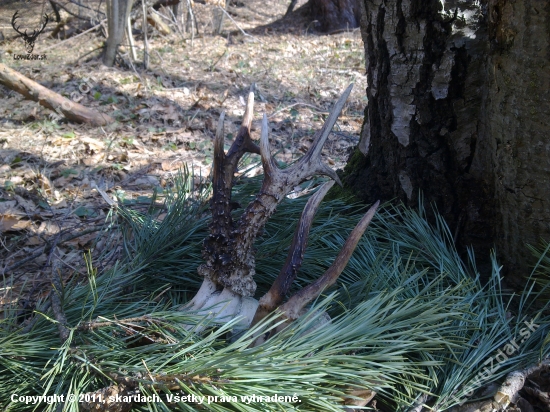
[494,360,550,408]
[449,359,550,412]
[45,19,106,52]
[147,7,171,35]
[19,300,51,334]
[0,63,114,126]
[217,6,261,42]
[78,315,164,330]
[267,102,328,119]
[50,0,106,20]
[2,246,46,276]
[2,225,109,274]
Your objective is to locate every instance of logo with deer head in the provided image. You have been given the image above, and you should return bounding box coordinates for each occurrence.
[11,10,49,54]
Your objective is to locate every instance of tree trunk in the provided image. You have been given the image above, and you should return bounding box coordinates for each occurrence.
[104,0,134,66]
[307,0,362,32]
[343,0,550,283]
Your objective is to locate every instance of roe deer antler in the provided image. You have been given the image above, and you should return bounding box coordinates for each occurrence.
[218,84,352,297]
[187,84,379,335]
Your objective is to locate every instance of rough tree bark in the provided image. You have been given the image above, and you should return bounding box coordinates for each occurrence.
[104,0,134,66]
[341,0,550,282]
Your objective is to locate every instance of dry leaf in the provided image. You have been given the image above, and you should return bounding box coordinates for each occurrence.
[343,388,376,407]
[54,176,74,187]
[162,105,180,124]
[36,174,52,193]
[35,221,60,236]
[66,232,96,249]
[1,214,31,232]
[80,137,105,152]
[48,136,72,146]
[82,155,103,166]
[25,236,42,245]
[161,160,185,171]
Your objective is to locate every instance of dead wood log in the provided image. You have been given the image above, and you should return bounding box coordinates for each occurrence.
[0,63,114,126]
[147,7,171,35]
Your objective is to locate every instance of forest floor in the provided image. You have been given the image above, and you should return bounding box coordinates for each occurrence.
[0,0,367,299]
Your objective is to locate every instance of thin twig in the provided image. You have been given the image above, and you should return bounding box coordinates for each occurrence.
[186,0,195,47]
[46,0,81,19]
[19,300,51,334]
[126,16,137,61]
[167,7,186,41]
[78,314,159,330]
[54,0,106,18]
[2,246,46,276]
[209,49,227,71]
[217,6,261,43]
[2,225,109,274]
[42,20,106,52]
[268,102,328,119]
[142,0,150,69]
[76,47,103,63]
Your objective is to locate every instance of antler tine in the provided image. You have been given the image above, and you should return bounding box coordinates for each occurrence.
[11,11,23,35]
[226,87,260,159]
[309,83,354,160]
[215,111,225,147]
[259,114,279,177]
[252,180,335,326]
[41,13,49,30]
[269,84,353,188]
[213,111,226,173]
[279,200,380,321]
[29,14,49,39]
[241,84,255,130]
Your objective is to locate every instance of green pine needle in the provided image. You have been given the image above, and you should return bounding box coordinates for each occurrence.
[1,169,549,411]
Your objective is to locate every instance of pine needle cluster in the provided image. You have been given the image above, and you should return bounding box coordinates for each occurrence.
[1,170,549,411]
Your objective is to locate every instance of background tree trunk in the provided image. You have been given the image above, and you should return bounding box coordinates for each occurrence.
[343,0,550,283]
[104,0,134,66]
[306,0,362,32]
